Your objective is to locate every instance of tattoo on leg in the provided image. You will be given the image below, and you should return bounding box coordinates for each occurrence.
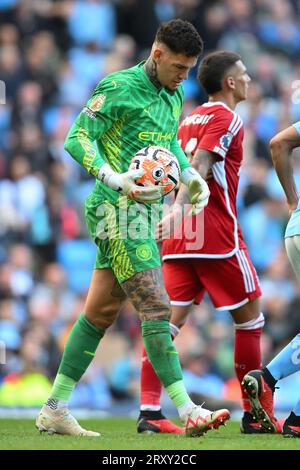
[121,268,171,321]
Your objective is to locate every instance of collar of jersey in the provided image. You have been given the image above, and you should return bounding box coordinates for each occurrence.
[202,101,233,112]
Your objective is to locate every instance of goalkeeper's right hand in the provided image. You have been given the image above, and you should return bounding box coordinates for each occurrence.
[188,177,210,214]
[180,167,210,215]
[98,164,161,203]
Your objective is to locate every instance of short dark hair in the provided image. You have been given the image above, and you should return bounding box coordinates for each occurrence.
[198,51,242,95]
[155,19,203,58]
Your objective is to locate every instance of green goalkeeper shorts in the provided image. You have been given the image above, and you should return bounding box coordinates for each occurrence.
[85,193,161,284]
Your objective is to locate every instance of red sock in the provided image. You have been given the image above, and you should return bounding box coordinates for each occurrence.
[234,327,262,412]
[140,345,162,409]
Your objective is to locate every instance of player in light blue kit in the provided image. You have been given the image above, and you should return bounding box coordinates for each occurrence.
[242,121,300,437]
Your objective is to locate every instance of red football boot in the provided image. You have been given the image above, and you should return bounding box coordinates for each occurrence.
[137,410,184,434]
[282,412,300,438]
[242,370,281,433]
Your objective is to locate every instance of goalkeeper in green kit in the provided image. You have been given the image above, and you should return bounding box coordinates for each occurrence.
[36,19,230,437]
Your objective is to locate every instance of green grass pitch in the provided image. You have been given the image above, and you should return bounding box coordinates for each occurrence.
[0,418,299,450]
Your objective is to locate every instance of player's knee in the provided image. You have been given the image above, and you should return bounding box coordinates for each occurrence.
[234,312,265,330]
[111,281,127,300]
[172,318,186,329]
[85,306,119,330]
[139,302,171,322]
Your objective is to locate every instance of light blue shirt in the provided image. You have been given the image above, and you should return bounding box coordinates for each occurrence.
[285,121,300,238]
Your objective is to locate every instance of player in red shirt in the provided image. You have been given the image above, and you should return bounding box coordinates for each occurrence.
[137,51,268,435]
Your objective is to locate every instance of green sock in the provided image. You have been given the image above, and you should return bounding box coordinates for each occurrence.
[50,373,76,401]
[142,319,191,408]
[57,313,105,385]
[166,380,193,409]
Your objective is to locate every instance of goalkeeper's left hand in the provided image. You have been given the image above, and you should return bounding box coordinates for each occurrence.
[180,167,210,215]
[98,163,162,202]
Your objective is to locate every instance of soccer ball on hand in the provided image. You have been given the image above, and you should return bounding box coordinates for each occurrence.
[129,146,181,197]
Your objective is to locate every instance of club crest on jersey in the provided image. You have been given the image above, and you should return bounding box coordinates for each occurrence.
[219,132,233,151]
[89,94,106,112]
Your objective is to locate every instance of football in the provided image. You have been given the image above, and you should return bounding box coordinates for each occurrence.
[129,146,181,197]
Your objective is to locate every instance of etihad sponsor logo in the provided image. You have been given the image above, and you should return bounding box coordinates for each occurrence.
[180,113,214,127]
[138,131,174,142]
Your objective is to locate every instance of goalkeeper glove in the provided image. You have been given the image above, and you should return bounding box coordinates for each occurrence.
[98,163,161,203]
[180,167,210,214]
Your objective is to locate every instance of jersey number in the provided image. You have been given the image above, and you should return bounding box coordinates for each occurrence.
[178,138,198,160]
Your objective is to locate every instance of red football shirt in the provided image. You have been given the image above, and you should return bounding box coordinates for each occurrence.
[162,101,246,259]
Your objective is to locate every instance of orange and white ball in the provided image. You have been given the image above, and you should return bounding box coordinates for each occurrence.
[129,146,181,197]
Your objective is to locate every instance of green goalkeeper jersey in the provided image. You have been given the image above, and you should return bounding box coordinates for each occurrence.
[64,61,191,203]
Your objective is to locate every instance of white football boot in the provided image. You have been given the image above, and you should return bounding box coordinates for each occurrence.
[183,405,230,437]
[36,405,100,436]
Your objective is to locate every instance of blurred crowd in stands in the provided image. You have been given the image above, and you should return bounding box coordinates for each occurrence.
[1,0,300,414]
